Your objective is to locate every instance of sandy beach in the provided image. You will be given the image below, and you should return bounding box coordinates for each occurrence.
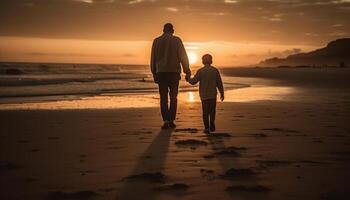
[1,67,350,200]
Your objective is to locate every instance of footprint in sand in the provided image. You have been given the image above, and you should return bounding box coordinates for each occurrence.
[24,177,38,182]
[0,161,21,170]
[153,183,190,196]
[213,146,248,157]
[225,185,271,193]
[200,169,216,180]
[249,133,268,138]
[48,136,60,140]
[98,187,115,193]
[46,190,98,199]
[207,133,232,139]
[261,128,299,133]
[203,154,215,159]
[175,139,208,149]
[107,146,122,150]
[221,168,258,180]
[174,128,198,133]
[256,160,292,168]
[80,170,97,176]
[321,190,350,200]
[122,172,165,183]
[30,148,40,152]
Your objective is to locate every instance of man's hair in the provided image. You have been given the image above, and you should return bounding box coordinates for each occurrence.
[163,23,174,33]
[202,54,213,65]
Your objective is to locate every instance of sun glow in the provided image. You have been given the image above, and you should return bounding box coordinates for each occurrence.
[188,52,198,65]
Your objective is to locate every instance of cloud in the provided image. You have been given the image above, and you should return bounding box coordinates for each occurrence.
[75,0,115,3]
[0,0,348,46]
[305,33,319,37]
[262,13,284,21]
[333,23,344,27]
[75,0,93,3]
[27,52,95,57]
[224,0,239,3]
[328,31,348,36]
[26,51,135,58]
[203,12,228,16]
[120,53,136,57]
[166,7,178,12]
[266,48,302,58]
[331,0,350,4]
[128,0,143,4]
[127,0,155,4]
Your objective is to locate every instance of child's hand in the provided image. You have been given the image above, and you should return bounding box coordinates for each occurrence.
[220,94,224,102]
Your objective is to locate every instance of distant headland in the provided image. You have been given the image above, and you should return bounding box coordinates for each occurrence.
[259,38,350,68]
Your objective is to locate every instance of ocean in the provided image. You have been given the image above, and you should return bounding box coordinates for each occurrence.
[0,62,252,109]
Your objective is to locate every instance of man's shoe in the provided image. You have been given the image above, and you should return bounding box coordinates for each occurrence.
[161,122,169,129]
[210,123,216,132]
[203,129,210,134]
[169,121,176,129]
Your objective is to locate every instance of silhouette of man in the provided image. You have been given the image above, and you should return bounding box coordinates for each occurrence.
[151,23,191,129]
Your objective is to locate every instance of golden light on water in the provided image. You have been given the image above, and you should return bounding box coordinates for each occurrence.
[188,91,195,102]
[188,52,198,65]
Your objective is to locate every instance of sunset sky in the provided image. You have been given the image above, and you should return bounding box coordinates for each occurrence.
[0,0,349,66]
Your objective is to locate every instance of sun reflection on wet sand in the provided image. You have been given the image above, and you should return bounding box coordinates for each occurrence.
[0,94,159,110]
[180,86,296,103]
[225,86,296,102]
[188,91,195,102]
[0,86,296,110]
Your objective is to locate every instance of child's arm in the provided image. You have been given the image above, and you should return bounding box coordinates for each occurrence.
[216,70,224,101]
[187,72,200,85]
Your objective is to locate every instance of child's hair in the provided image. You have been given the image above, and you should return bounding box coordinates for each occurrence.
[202,54,213,65]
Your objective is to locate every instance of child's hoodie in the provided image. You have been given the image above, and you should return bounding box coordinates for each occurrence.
[189,64,224,100]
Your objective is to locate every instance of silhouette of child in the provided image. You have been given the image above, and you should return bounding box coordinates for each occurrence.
[186,54,224,134]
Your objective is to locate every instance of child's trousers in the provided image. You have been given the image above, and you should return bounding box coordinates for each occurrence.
[201,98,217,129]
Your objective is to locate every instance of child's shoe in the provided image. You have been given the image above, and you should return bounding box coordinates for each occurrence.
[161,121,169,129]
[169,121,176,129]
[210,122,216,132]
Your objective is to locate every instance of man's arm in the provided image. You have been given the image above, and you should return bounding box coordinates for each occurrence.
[216,70,224,101]
[177,38,191,75]
[150,39,157,75]
[150,39,158,83]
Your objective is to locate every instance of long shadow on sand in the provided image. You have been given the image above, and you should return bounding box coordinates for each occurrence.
[116,129,172,200]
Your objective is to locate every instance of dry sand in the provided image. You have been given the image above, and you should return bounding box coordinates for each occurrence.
[1,68,350,200]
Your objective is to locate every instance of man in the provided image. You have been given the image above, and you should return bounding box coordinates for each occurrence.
[150,23,191,129]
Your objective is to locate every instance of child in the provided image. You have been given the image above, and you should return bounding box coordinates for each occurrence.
[186,54,224,134]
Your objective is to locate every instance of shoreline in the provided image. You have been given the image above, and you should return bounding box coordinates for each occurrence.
[0,82,250,99]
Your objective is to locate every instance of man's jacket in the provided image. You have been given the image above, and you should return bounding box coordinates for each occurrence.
[151,33,191,75]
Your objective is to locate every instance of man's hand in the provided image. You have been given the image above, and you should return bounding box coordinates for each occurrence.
[220,93,224,102]
[185,74,191,82]
[153,74,158,84]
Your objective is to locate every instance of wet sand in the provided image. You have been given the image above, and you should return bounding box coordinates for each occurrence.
[1,68,350,200]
